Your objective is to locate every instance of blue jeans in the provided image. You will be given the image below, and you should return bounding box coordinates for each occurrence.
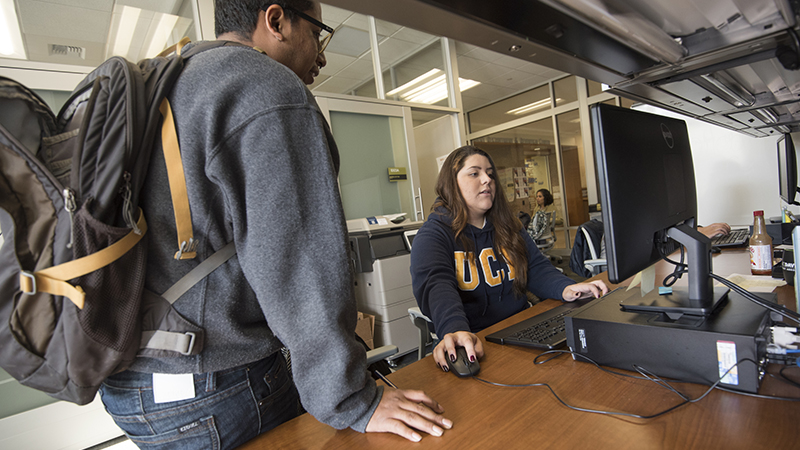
[99,352,301,450]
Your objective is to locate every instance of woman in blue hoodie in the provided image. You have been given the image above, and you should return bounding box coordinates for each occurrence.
[411,146,608,371]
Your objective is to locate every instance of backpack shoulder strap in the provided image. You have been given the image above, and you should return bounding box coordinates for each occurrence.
[139,241,237,355]
[157,39,250,260]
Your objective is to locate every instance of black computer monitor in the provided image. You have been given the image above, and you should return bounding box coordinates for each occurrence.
[778,133,799,206]
[591,104,728,318]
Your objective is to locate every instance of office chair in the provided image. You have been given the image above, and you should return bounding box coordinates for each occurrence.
[535,211,556,252]
[569,219,606,277]
[530,211,564,266]
[408,307,437,361]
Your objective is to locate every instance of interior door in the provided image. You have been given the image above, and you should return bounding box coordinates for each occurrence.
[318,98,423,222]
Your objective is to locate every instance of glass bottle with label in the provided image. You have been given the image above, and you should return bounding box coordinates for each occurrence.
[749,210,773,275]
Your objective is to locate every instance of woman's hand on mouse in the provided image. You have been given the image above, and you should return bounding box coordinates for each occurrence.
[433,331,484,371]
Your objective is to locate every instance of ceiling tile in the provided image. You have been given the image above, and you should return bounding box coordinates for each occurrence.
[374,19,402,36]
[456,56,488,77]
[463,46,505,63]
[326,26,371,58]
[313,75,366,94]
[321,52,358,74]
[390,27,437,45]
[19,0,111,42]
[321,3,354,27]
[336,56,374,80]
[342,12,370,32]
[378,38,420,67]
[37,0,112,11]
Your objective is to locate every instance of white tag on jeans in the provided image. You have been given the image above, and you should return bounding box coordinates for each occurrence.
[152,373,195,403]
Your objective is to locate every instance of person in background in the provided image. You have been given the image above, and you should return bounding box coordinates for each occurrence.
[410,146,609,370]
[534,188,557,216]
[98,1,450,448]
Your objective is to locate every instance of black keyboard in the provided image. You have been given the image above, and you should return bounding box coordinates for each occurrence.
[710,228,749,247]
[486,300,591,349]
[486,288,623,349]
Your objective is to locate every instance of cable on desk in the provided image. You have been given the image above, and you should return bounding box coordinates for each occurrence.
[776,366,800,390]
[472,353,799,421]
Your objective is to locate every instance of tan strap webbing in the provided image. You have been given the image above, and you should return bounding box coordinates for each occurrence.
[157,37,191,58]
[159,98,196,260]
[19,211,148,309]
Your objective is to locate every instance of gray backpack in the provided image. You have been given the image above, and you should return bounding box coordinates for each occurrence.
[0,40,236,405]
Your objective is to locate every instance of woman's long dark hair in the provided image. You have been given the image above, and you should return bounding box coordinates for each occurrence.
[432,145,529,297]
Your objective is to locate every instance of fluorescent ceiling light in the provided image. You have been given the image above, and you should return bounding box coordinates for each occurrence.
[386,68,480,104]
[387,69,441,96]
[113,6,141,58]
[145,12,180,58]
[0,0,26,59]
[506,98,561,115]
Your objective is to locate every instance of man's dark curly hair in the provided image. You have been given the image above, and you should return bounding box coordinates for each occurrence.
[215,0,315,39]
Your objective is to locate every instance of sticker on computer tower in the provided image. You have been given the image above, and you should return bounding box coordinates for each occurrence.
[716,340,739,385]
[578,329,587,352]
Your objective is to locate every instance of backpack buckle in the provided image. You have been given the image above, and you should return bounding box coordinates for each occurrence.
[174,239,198,260]
[180,332,197,356]
[20,271,37,294]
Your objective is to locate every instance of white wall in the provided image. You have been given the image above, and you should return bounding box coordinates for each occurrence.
[635,105,790,227]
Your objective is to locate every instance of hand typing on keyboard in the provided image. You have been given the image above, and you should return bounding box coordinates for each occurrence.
[699,222,731,238]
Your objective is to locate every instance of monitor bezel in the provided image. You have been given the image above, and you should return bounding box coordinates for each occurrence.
[777,133,799,206]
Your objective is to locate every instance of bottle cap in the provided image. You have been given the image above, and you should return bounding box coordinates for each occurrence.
[754,210,764,216]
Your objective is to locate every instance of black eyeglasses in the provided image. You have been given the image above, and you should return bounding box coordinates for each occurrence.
[283,5,335,54]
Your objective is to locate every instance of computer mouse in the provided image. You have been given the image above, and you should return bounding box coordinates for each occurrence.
[711,246,721,254]
[390,215,406,224]
[446,346,480,377]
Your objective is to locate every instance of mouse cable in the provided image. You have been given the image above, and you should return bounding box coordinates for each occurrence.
[534,350,691,400]
[471,375,690,420]
[473,356,798,420]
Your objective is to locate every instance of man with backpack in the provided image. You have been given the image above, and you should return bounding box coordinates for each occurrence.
[98,1,452,448]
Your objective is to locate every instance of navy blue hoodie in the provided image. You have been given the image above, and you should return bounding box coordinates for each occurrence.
[410,208,575,337]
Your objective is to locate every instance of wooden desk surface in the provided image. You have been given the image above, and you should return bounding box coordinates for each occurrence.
[241,249,800,450]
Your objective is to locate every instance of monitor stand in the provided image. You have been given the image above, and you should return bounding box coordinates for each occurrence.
[620,286,729,321]
[619,223,730,320]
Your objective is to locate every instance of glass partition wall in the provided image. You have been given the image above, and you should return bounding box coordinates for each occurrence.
[468,76,621,248]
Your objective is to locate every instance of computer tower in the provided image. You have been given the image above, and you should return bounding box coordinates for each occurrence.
[565,289,772,393]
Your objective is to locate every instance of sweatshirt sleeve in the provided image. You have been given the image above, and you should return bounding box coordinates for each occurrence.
[522,231,575,301]
[410,220,471,337]
[210,102,380,432]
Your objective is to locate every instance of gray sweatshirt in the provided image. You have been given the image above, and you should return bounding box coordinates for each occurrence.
[132,42,381,432]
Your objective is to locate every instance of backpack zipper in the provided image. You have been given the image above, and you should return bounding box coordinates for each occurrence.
[63,188,76,249]
[121,171,142,235]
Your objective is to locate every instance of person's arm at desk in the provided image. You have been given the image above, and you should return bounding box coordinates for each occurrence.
[699,222,731,238]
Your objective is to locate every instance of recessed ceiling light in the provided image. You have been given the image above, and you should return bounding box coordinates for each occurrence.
[0,0,26,59]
